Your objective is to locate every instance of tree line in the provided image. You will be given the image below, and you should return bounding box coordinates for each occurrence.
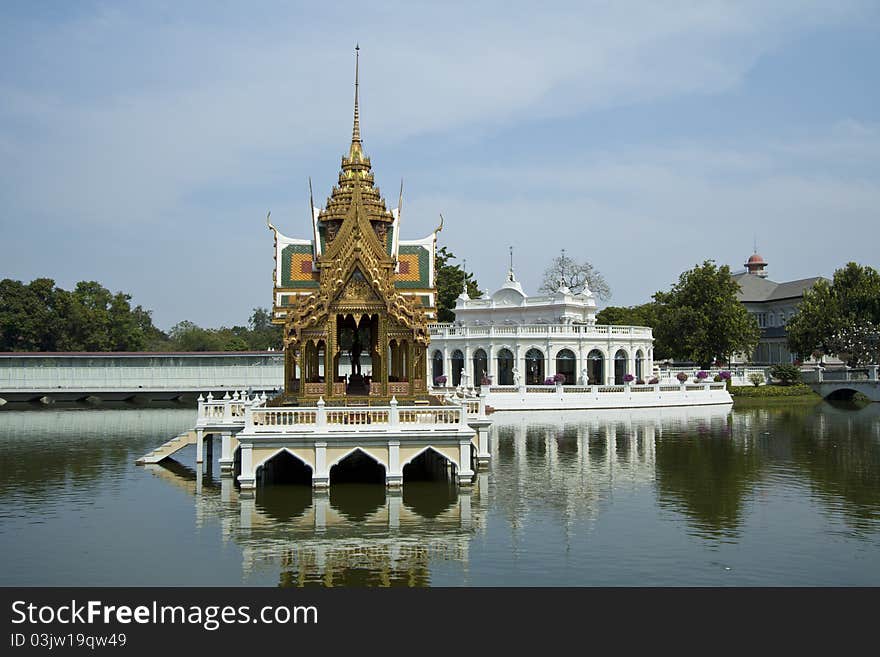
[0,278,282,352]
[0,250,477,352]
[7,257,873,365]
[598,261,880,367]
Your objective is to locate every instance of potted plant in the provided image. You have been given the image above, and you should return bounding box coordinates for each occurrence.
[623,374,635,384]
[695,370,709,383]
[648,376,659,385]
[481,374,492,386]
[676,372,689,384]
[553,373,566,385]
[434,375,447,387]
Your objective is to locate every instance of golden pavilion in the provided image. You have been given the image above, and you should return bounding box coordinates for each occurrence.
[269,47,439,405]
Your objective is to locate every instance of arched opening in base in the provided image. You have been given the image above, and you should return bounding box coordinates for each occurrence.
[329,450,386,485]
[258,450,313,486]
[403,448,457,483]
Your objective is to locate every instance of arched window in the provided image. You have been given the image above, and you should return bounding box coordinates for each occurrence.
[587,349,604,385]
[525,348,545,384]
[473,348,488,385]
[555,349,576,385]
[432,350,444,385]
[451,350,464,386]
[635,349,644,381]
[614,349,628,385]
[496,348,514,385]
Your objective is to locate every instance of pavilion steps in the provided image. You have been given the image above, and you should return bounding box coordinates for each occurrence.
[136,430,197,465]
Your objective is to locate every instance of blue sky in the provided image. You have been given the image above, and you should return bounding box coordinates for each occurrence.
[1,1,878,329]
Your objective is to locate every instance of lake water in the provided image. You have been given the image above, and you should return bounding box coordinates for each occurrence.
[1,400,879,586]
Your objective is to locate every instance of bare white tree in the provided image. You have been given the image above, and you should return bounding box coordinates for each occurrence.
[538,250,611,300]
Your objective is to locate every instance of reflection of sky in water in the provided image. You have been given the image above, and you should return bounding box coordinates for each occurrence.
[1,402,879,586]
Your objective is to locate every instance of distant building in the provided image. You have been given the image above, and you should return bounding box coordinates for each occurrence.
[731,251,827,364]
[428,266,654,386]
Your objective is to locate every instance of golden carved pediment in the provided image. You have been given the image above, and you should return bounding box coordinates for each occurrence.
[340,278,372,300]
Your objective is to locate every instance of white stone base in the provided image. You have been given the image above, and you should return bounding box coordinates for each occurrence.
[484,384,732,411]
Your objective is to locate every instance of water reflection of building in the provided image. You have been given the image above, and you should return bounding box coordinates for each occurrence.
[145,461,488,586]
[488,406,734,530]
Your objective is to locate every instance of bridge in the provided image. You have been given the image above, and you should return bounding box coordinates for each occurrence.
[0,351,283,404]
[136,390,493,491]
[804,366,880,401]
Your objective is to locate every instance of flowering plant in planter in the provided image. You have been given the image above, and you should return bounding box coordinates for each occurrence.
[543,377,556,385]
[553,373,566,384]
[695,371,709,382]
[623,374,635,383]
[434,375,447,386]
[648,376,659,385]
[636,379,645,385]
[481,375,492,385]
[719,371,732,381]
[676,372,689,383]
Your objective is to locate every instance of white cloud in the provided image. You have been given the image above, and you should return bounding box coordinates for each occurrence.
[0,1,877,326]
[413,124,880,307]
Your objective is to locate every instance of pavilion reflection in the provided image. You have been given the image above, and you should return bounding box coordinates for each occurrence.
[144,460,487,587]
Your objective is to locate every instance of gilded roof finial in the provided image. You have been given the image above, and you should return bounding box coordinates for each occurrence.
[352,44,361,149]
[508,245,515,281]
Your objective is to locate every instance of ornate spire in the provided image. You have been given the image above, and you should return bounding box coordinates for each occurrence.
[350,44,362,156]
[316,45,394,250]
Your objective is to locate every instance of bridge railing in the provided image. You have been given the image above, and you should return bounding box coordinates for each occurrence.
[807,366,879,383]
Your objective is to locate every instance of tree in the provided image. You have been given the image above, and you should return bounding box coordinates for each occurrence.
[769,363,802,385]
[825,320,880,366]
[596,302,672,360]
[434,245,481,323]
[0,278,70,351]
[653,260,760,368]
[246,307,282,350]
[787,262,880,362]
[168,321,225,351]
[538,250,610,300]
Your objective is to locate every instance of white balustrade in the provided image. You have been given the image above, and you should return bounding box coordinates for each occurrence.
[427,323,653,340]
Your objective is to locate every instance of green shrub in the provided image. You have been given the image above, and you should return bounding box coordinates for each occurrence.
[748,372,765,387]
[769,363,802,385]
[730,384,816,398]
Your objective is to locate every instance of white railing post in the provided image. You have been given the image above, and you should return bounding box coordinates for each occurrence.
[478,389,486,418]
[870,365,879,382]
[316,397,326,428]
[459,402,468,427]
[197,393,205,420]
[389,396,400,428]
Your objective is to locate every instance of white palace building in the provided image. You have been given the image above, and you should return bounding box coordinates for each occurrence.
[428,267,655,388]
